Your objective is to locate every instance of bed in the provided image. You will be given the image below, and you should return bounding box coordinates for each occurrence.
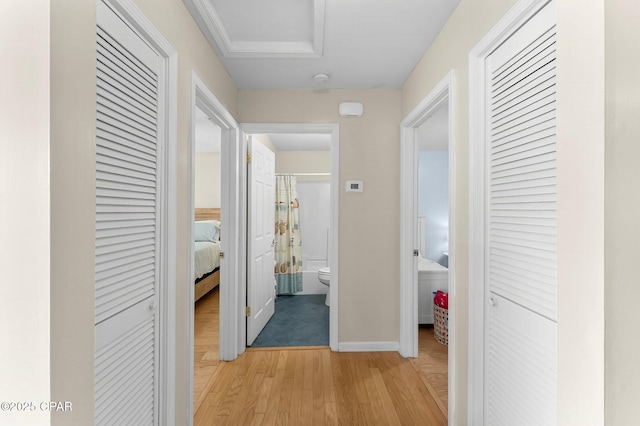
[194,208,221,302]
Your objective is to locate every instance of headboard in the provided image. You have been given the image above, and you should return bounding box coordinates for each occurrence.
[195,208,221,221]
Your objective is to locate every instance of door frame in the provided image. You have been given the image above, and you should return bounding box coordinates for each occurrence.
[188,72,243,416]
[399,70,456,421]
[468,0,553,422]
[98,0,178,423]
[240,123,340,351]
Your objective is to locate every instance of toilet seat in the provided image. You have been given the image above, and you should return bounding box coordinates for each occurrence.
[318,267,330,279]
[317,267,330,307]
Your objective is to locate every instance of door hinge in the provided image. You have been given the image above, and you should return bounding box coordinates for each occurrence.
[219,251,225,259]
[246,153,252,163]
[246,306,251,317]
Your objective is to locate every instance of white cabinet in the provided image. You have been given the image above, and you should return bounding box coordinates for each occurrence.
[417,257,449,324]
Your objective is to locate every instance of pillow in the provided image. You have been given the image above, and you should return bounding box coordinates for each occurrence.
[194,220,220,242]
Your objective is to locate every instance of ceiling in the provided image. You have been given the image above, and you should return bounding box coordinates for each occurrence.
[184,0,461,89]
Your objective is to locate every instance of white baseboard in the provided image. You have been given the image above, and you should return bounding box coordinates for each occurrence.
[338,341,399,352]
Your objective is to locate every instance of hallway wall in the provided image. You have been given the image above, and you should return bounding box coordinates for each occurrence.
[1,2,51,425]
[239,89,402,343]
[605,1,640,424]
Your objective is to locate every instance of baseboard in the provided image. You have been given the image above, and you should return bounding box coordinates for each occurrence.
[419,315,434,325]
[338,341,399,352]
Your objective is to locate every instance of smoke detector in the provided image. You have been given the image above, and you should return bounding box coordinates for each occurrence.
[313,72,330,84]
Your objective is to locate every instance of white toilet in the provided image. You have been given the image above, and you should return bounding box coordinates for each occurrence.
[317,267,330,306]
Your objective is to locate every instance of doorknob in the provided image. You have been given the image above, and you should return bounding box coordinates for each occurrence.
[488,297,497,307]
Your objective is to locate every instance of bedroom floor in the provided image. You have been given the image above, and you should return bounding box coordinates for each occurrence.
[412,324,449,415]
[193,287,220,411]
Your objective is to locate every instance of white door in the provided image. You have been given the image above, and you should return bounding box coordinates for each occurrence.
[484,1,557,424]
[94,2,162,423]
[246,137,276,345]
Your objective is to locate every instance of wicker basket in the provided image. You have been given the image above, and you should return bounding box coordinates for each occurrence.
[433,304,448,346]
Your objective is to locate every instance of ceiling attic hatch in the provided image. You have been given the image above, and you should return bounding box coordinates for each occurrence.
[183,0,326,58]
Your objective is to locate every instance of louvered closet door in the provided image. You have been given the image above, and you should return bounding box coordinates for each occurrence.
[485,1,557,424]
[95,2,161,424]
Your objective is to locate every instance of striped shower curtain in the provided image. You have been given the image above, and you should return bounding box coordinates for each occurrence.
[274,175,303,294]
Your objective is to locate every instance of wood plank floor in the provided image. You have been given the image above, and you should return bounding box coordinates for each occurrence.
[412,325,449,414]
[194,294,449,424]
[194,348,447,426]
[194,287,221,411]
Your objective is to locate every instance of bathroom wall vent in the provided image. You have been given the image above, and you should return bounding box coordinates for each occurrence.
[338,102,364,118]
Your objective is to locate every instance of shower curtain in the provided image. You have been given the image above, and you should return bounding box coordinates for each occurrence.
[274,175,303,294]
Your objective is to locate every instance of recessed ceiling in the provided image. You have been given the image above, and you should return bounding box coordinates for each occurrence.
[184,0,461,89]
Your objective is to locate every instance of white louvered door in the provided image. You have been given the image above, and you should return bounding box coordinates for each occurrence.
[485,1,557,424]
[95,1,161,424]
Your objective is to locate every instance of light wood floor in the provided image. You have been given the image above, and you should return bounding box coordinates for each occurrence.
[194,293,449,424]
[412,325,449,414]
[193,287,221,411]
[194,348,447,425]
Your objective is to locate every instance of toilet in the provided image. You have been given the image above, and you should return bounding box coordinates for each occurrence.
[317,267,330,306]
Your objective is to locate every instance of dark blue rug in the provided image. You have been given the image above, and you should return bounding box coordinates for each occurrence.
[250,295,329,347]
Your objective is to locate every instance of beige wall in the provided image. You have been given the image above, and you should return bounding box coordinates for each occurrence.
[0,2,51,425]
[605,1,640,424]
[50,0,238,424]
[401,0,519,422]
[556,0,605,423]
[276,151,331,182]
[239,89,402,343]
[51,1,97,424]
[195,153,222,208]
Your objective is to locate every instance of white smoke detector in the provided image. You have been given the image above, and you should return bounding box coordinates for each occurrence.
[313,72,330,84]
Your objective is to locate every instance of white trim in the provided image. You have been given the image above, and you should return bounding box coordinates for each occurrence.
[188,72,241,424]
[241,123,339,351]
[183,0,325,58]
[400,70,456,424]
[99,0,178,424]
[468,0,552,423]
[338,341,399,352]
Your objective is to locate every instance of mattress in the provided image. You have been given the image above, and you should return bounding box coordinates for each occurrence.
[194,241,221,280]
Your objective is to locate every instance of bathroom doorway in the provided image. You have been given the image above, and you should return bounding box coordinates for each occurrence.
[242,123,339,350]
[400,71,456,421]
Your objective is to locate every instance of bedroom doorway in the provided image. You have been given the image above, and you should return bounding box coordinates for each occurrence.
[400,71,456,421]
[187,72,242,417]
[191,104,223,410]
[241,124,340,351]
